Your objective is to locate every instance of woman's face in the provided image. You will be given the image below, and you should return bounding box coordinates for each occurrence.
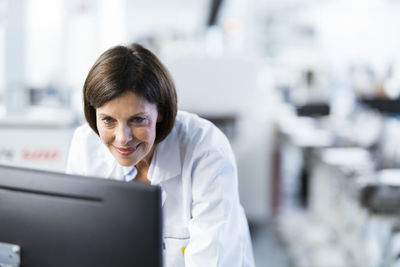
[96,91,160,167]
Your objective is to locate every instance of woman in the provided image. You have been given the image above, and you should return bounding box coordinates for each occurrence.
[66,43,255,267]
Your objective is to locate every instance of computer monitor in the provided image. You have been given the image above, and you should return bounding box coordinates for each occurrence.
[0,164,162,267]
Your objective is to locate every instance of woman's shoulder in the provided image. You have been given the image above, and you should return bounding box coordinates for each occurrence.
[175,110,217,136]
[173,110,231,152]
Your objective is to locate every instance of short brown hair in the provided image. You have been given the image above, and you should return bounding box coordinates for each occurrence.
[83,43,177,144]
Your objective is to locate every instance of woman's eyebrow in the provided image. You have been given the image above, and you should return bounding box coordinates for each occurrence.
[98,113,113,118]
[128,112,148,119]
[97,112,149,119]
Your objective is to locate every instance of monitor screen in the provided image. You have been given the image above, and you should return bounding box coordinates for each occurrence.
[0,164,162,267]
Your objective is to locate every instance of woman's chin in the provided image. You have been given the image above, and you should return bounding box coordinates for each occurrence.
[114,154,138,167]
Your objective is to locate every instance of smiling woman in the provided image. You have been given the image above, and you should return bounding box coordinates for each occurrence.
[66,43,255,267]
[95,91,160,183]
[95,91,160,168]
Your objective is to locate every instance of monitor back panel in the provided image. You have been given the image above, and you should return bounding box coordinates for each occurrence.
[0,165,162,267]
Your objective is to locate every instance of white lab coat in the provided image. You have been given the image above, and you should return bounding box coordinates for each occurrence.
[66,110,255,267]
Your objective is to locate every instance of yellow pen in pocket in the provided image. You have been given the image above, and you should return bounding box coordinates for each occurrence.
[181,246,186,256]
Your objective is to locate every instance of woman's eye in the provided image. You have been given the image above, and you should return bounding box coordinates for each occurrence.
[131,117,146,123]
[102,117,115,124]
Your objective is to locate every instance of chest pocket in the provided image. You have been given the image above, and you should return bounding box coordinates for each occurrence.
[163,226,190,267]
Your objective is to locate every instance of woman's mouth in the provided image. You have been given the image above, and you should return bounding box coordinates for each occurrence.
[115,144,140,156]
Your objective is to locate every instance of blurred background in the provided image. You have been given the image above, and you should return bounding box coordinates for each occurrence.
[2,0,400,266]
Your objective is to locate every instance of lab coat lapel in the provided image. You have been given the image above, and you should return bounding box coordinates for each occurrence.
[152,129,182,184]
[151,129,182,206]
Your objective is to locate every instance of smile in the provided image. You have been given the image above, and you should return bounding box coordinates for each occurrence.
[114,144,140,156]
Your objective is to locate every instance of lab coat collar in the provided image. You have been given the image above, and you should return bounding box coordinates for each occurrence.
[150,128,182,185]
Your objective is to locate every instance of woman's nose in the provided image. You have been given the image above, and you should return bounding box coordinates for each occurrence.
[116,124,133,145]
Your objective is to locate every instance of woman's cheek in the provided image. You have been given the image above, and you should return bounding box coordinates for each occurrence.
[134,127,153,141]
[99,128,114,144]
